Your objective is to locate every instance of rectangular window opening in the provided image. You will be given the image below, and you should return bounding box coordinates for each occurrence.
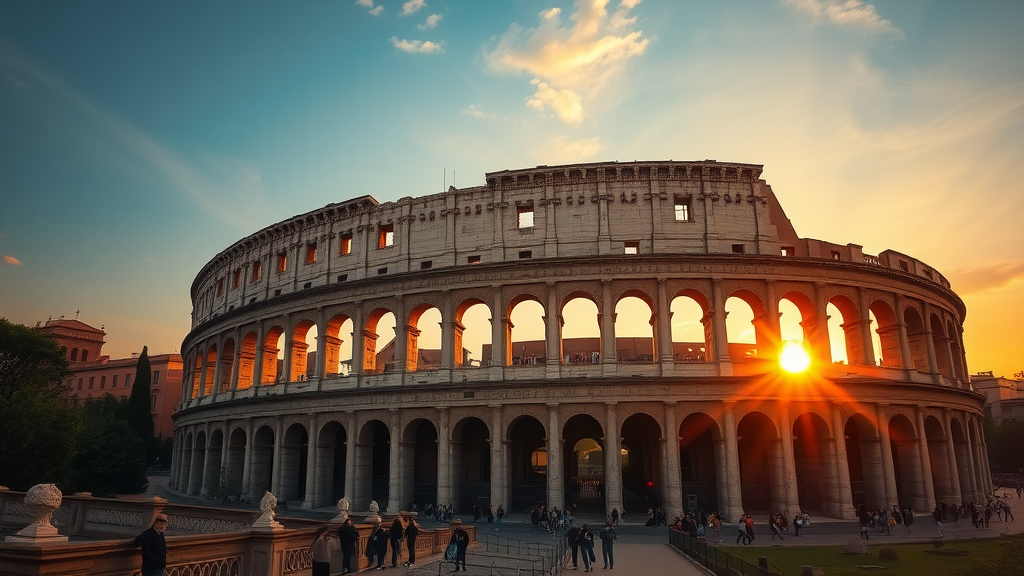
[232,269,241,289]
[830,250,841,260]
[378,224,394,248]
[781,246,795,256]
[731,244,745,254]
[624,241,639,255]
[251,260,263,283]
[517,205,535,229]
[303,282,312,289]
[519,250,532,259]
[337,274,348,282]
[276,252,287,273]
[420,261,433,270]
[378,267,388,275]
[153,371,160,386]
[274,289,282,296]
[340,234,352,255]
[112,375,118,388]
[468,255,481,265]
[216,278,224,297]
[125,374,131,388]
[305,242,317,264]
[899,260,909,272]
[674,195,691,222]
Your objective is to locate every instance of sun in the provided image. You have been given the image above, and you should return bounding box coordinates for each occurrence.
[779,341,811,373]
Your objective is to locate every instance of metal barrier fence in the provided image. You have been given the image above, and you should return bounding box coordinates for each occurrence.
[440,531,567,576]
[668,530,775,576]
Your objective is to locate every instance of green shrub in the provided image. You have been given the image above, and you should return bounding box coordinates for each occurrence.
[879,547,899,561]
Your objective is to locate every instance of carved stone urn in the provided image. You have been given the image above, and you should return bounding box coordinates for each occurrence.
[252,491,283,530]
[6,483,69,543]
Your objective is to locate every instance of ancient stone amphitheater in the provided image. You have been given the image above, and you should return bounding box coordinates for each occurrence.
[171,160,989,522]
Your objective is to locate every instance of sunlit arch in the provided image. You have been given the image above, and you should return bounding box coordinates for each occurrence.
[455,298,491,368]
[507,296,545,366]
[670,290,710,363]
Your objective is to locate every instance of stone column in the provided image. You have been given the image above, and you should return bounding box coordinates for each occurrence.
[915,408,936,509]
[761,280,781,361]
[544,281,561,378]
[656,278,674,372]
[186,430,199,495]
[230,338,242,391]
[489,405,506,511]
[942,409,962,503]
[778,403,800,514]
[252,325,265,388]
[242,420,254,491]
[808,282,832,364]
[711,279,732,375]
[387,409,401,514]
[830,403,855,519]
[546,403,564,509]
[198,351,208,398]
[921,302,940,378]
[962,411,979,500]
[211,340,223,397]
[490,285,505,379]
[604,402,622,517]
[314,318,328,380]
[343,411,357,505]
[857,287,877,366]
[304,414,318,509]
[876,404,898,507]
[663,402,683,519]
[436,408,452,506]
[600,280,616,377]
[281,320,294,384]
[713,438,729,516]
[893,295,914,371]
[722,404,744,520]
[271,417,283,496]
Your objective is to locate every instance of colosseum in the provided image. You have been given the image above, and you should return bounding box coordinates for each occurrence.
[170,160,990,522]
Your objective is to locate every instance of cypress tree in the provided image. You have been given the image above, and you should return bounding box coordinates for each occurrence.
[126,346,154,448]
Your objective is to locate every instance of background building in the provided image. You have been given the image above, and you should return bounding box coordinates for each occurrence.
[37,319,183,440]
[972,371,1024,422]
[171,160,989,519]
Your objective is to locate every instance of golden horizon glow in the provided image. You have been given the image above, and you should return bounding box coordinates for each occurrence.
[780,341,812,373]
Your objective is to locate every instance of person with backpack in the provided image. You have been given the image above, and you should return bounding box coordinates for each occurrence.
[577,524,596,572]
[449,525,469,572]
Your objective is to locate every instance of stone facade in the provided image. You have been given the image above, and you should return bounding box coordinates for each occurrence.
[171,160,989,521]
[972,371,1024,422]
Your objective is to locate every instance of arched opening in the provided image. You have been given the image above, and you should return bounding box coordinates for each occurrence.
[455,300,491,368]
[507,297,545,366]
[316,421,347,506]
[903,308,929,373]
[407,304,442,372]
[827,295,861,365]
[205,429,224,497]
[947,320,966,382]
[725,293,761,362]
[561,294,600,365]
[736,411,779,513]
[950,418,972,502]
[238,332,258,389]
[402,419,438,509]
[929,315,952,377]
[280,423,309,503]
[677,413,720,513]
[889,414,925,509]
[793,412,835,515]
[191,353,202,398]
[562,413,605,512]
[325,315,354,377]
[508,416,547,511]
[670,291,710,363]
[924,415,954,504]
[179,432,193,492]
[362,310,396,374]
[453,417,490,512]
[844,414,885,510]
[189,431,207,496]
[252,425,275,497]
[219,339,235,393]
[289,319,317,381]
[260,326,285,385]
[622,413,663,512]
[226,427,246,501]
[204,345,218,395]
[354,420,391,510]
[615,294,655,364]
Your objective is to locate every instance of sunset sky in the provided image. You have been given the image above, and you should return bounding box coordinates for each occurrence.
[1,1,1021,379]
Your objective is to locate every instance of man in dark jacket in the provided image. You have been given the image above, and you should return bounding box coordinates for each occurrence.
[131,514,168,576]
[450,526,469,571]
[565,525,581,569]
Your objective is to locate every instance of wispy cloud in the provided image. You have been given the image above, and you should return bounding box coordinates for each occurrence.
[390,37,444,54]
[946,262,1024,295]
[485,0,648,125]
[3,255,21,266]
[418,14,443,30]
[355,0,383,16]
[782,0,902,38]
[401,0,427,17]
[530,135,605,164]
[461,104,495,119]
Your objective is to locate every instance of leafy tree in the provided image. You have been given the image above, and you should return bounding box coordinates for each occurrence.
[984,417,1024,474]
[72,394,147,495]
[126,345,156,464]
[0,318,81,490]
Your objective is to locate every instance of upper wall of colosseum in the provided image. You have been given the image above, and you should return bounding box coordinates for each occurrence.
[187,160,951,327]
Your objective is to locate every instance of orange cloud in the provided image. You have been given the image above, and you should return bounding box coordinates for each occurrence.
[3,255,21,266]
[946,262,1024,295]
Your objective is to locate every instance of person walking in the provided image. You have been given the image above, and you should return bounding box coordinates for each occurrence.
[598,522,617,569]
[744,514,755,544]
[577,524,596,572]
[496,504,505,531]
[769,514,784,540]
[131,513,168,576]
[902,507,914,536]
[403,514,420,567]
[450,525,469,572]
[309,525,339,576]
[933,505,944,537]
[566,524,581,569]
[337,517,359,574]
[611,508,619,526]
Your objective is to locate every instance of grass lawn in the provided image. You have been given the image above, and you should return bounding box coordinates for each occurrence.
[725,538,1009,576]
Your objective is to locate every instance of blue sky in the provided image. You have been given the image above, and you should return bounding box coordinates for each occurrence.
[1,0,1021,378]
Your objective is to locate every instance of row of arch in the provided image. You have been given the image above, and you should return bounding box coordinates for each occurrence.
[171,401,990,520]
[183,282,968,400]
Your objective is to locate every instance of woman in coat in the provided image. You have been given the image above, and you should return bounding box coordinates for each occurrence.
[336,517,359,574]
[577,524,596,572]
